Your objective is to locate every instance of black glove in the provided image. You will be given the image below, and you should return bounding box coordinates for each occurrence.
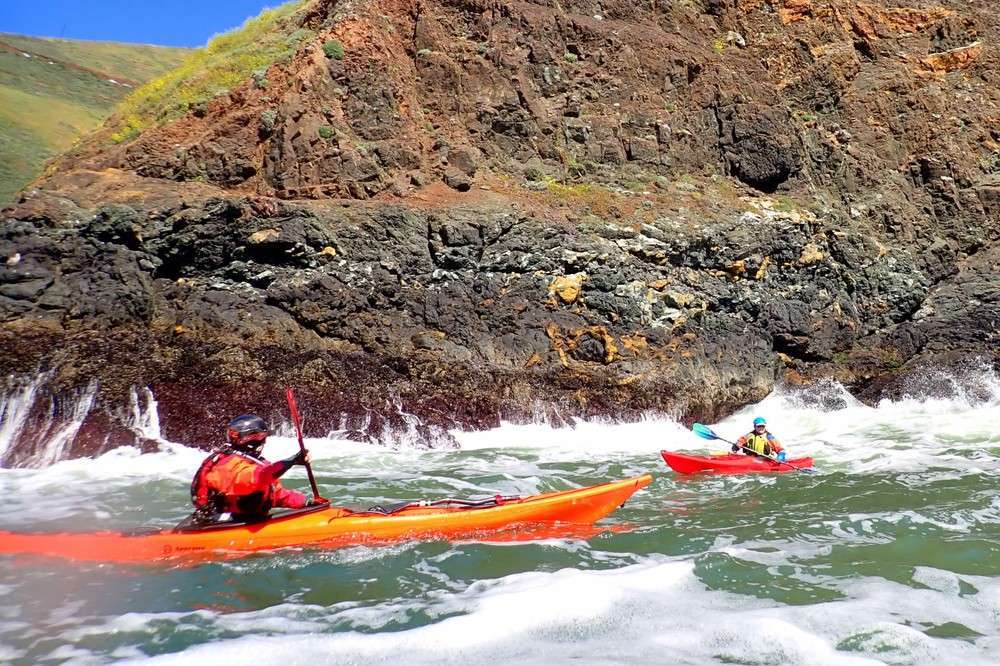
[732,443,739,453]
[288,449,308,466]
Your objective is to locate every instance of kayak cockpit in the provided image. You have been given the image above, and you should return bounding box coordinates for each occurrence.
[172,503,333,533]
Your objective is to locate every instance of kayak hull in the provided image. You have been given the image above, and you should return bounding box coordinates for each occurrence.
[0,474,652,564]
[661,451,813,475]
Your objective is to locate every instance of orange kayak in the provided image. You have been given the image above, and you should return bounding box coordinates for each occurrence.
[0,474,652,564]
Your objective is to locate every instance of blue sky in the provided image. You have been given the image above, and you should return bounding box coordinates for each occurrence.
[0,1,283,47]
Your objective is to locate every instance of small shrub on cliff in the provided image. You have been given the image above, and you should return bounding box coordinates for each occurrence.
[111,0,313,143]
[981,150,1000,174]
[323,39,345,60]
[563,52,578,63]
[259,109,278,135]
[287,28,313,48]
[113,123,142,144]
[540,180,618,217]
[774,196,797,213]
[879,350,903,370]
[318,125,334,140]
[252,67,268,89]
[566,158,588,178]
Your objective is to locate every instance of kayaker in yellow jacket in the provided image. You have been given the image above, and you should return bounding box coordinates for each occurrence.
[734,417,786,461]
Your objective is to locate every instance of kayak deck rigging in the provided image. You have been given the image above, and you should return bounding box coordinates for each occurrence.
[173,494,526,532]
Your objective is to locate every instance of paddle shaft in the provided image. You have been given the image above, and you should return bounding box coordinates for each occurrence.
[735,443,808,472]
[285,387,326,502]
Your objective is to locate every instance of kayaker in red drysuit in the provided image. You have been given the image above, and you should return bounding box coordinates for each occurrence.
[190,414,315,523]
[734,416,786,461]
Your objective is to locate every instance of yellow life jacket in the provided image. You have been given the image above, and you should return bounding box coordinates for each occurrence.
[743,433,772,456]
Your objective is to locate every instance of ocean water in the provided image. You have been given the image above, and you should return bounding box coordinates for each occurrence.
[0,371,998,665]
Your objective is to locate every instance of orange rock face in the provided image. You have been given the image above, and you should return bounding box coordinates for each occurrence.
[918,41,983,74]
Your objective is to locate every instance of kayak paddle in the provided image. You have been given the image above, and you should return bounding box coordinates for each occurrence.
[285,387,328,503]
[691,423,814,473]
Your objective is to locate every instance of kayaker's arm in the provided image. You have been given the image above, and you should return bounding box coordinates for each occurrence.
[271,483,308,509]
[766,435,785,460]
[262,450,311,481]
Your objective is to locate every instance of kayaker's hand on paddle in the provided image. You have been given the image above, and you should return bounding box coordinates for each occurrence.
[267,450,313,480]
[286,387,326,503]
[289,449,311,466]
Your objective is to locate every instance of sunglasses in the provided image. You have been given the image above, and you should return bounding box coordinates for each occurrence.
[231,430,268,444]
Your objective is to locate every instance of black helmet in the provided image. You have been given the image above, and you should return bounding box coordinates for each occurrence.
[226,414,269,449]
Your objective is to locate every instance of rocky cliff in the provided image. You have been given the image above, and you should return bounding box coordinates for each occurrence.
[2,0,998,464]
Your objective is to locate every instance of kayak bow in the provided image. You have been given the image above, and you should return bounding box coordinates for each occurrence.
[661,451,814,475]
[0,474,652,564]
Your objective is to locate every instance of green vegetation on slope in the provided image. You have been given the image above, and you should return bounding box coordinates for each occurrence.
[111,0,314,143]
[0,34,189,85]
[0,34,189,204]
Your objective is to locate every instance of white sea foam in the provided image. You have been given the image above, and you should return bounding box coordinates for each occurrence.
[0,643,25,661]
[0,443,202,489]
[1,365,997,477]
[110,558,1000,666]
[0,375,47,464]
[455,413,691,456]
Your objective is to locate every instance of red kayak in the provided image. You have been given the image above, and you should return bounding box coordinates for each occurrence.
[661,451,813,475]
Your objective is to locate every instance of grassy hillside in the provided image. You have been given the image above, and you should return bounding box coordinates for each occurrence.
[0,34,189,204]
[111,0,311,143]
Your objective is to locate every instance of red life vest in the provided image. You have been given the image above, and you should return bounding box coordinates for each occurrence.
[190,449,276,517]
